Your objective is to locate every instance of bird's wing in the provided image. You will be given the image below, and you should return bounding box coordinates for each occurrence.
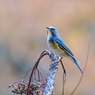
[55,39,83,73]
[55,39,75,58]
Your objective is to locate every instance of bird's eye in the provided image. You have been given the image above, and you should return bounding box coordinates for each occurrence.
[51,28,55,31]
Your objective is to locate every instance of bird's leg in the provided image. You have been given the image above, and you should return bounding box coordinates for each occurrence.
[50,51,55,57]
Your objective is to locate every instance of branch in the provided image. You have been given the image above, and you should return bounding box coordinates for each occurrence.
[43,54,60,95]
[9,50,65,95]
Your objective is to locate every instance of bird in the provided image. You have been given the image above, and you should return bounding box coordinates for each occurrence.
[46,26,83,74]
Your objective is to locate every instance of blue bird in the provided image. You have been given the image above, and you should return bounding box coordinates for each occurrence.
[46,26,83,74]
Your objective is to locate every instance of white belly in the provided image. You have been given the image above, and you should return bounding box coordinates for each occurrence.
[47,33,68,58]
[47,40,68,58]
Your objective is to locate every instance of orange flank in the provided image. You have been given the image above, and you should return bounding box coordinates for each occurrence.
[54,41,64,52]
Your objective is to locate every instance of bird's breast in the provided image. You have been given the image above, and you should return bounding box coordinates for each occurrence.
[47,38,67,57]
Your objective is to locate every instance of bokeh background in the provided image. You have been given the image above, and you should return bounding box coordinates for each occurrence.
[0,0,95,95]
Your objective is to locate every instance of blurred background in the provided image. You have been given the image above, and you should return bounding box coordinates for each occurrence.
[0,0,95,95]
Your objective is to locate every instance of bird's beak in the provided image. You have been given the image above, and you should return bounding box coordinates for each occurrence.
[46,26,49,30]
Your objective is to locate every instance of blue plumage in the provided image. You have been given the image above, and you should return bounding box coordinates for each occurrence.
[73,58,83,74]
[46,26,83,74]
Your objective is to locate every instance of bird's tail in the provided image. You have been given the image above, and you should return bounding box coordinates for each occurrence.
[69,57,84,74]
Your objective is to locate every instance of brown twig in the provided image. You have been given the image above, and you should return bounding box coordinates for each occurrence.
[60,59,66,95]
[70,41,90,95]
[60,59,66,84]
[22,67,33,80]
[27,50,50,95]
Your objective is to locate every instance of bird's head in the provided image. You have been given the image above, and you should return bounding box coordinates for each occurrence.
[46,26,58,37]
